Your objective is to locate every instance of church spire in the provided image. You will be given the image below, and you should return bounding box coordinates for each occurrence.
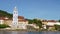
[14,6,17,11]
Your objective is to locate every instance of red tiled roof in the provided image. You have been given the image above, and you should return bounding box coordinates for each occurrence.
[42,20,57,22]
[18,20,28,22]
[18,16,24,19]
[47,20,57,22]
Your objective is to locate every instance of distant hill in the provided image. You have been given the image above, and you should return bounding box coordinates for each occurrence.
[0,10,13,18]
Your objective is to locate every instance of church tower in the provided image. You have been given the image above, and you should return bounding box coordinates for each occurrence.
[12,6,18,29]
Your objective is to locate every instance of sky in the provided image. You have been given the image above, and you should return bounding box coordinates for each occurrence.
[0,0,60,20]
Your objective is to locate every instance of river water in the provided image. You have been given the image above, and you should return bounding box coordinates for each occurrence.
[0,31,60,34]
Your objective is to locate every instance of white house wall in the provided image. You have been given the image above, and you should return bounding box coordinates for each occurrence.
[47,22,60,26]
[18,22,28,29]
[0,20,4,24]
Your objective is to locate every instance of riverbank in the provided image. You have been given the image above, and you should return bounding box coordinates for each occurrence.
[0,28,40,32]
[0,28,58,32]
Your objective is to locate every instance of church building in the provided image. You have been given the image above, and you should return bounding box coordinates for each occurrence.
[0,7,28,29]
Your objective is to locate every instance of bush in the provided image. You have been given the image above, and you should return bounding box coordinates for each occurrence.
[54,25,60,31]
[0,24,10,28]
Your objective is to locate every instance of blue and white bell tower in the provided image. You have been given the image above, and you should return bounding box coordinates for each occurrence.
[12,6,18,29]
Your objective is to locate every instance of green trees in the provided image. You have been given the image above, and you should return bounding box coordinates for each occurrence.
[26,19,33,24]
[27,19,42,28]
[0,24,10,28]
[58,20,60,22]
[33,19,42,28]
[54,25,60,31]
[0,10,13,18]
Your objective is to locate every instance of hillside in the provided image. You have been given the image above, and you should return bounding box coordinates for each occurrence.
[0,10,13,18]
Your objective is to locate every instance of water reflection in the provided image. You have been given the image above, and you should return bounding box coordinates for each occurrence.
[2,31,28,34]
[0,31,60,34]
[41,31,60,34]
[28,31,40,34]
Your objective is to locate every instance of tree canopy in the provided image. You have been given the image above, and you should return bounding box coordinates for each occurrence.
[0,10,13,18]
[54,25,60,31]
[58,20,60,22]
[0,24,10,28]
[27,19,42,28]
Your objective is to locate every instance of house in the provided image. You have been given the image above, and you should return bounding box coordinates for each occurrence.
[42,20,48,25]
[42,20,48,29]
[46,20,56,30]
[42,20,60,30]
[0,17,5,24]
[46,20,60,30]
[18,16,28,29]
